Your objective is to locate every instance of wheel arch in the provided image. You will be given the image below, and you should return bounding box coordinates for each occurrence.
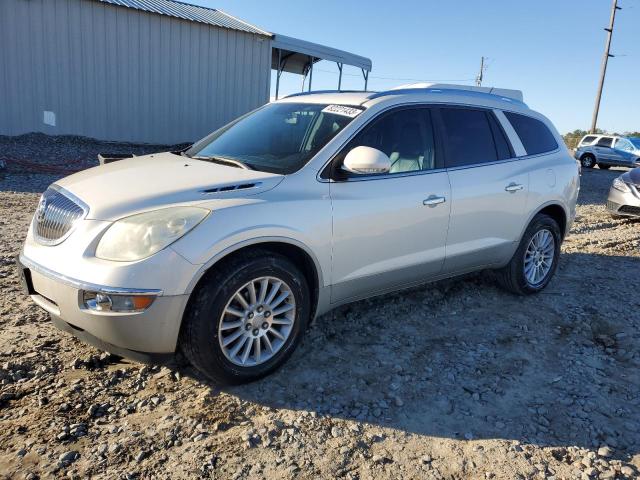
[185,237,323,320]
[527,202,569,240]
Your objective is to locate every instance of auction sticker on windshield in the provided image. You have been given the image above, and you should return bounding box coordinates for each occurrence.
[322,105,363,118]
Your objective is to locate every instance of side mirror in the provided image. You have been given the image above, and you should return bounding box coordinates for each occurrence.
[342,146,391,175]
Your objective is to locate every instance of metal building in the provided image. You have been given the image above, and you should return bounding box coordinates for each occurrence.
[0,0,371,144]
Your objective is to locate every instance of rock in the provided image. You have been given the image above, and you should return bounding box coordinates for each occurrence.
[134,451,147,463]
[372,454,391,464]
[597,446,612,458]
[421,454,432,464]
[394,396,404,407]
[620,466,634,477]
[331,427,341,438]
[58,451,79,465]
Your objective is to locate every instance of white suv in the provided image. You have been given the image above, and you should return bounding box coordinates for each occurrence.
[18,84,580,383]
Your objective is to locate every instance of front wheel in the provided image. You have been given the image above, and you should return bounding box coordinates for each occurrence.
[580,154,596,168]
[496,214,561,295]
[179,250,310,384]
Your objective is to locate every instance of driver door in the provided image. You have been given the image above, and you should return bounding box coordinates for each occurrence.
[328,107,451,303]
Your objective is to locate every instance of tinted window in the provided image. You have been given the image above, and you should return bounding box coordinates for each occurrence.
[344,108,437,174]
[596,137,613,148]
[581,135,597,145]
[504,112,558,155]
[440,108,499,167]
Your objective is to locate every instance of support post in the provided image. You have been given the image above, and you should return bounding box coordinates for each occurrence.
[308,56,313,92]
[362,69,369,91]
[275,49,282,100]
[591,0,621,133]
[337,63,343,91]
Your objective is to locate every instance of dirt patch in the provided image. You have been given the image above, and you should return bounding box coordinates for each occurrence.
[0,152,638,479]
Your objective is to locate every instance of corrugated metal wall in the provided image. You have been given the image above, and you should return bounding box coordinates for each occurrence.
[0,0,272,144]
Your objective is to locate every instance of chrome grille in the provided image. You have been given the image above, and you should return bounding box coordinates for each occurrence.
[34,187,87,245]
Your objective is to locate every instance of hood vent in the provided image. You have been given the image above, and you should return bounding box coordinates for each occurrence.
[201,182,261,194]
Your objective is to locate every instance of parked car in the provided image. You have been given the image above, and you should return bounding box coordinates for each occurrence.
[575,134,640,169]
[606,167,640,218]
[17,84,580,384]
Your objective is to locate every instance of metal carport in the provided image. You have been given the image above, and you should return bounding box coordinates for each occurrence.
[271,34,372,99]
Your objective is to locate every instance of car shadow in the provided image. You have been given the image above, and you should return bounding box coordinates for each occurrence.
[176,252,639,462]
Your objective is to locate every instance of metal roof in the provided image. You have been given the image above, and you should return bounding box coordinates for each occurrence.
[97,0,272,36]
[272,34,372,74]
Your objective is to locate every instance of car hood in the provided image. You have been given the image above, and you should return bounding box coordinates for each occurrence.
[55,152,284,220]
[622,167,640,186]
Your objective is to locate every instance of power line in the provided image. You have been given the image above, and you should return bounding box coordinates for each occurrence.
[313,67,475,83]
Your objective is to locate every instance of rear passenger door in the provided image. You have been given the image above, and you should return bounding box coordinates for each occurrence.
[438,107,529,273]
[594,137,614,163]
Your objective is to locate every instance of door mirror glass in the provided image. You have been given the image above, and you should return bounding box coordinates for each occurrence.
[342,146,391,175]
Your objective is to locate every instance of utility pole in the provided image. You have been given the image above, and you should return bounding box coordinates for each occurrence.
[476,56,485,86]
[591,0,621,133]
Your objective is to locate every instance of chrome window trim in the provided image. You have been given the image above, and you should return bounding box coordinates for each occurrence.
[316,101,560,183]
[33,184,89,246]
[19,254,164,296]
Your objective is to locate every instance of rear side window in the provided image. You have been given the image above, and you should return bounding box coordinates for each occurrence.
[440,108,505,167]
[504,112,558,155]
[596,137,613,148]
[580,135,597,145]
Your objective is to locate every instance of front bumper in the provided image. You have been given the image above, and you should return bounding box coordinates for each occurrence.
[18,254,189,358]
[606,185,640,217]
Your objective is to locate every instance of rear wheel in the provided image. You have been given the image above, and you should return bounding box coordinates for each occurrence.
[580,154,596,168]
[180,250,310,384]
[496,214,561,295]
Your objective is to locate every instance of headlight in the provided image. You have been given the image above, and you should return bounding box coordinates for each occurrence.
[612,177,631,193]
[96,206,209,261]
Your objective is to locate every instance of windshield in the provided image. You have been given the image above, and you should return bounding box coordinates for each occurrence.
[186,103,362,174]
[629,137,640,149]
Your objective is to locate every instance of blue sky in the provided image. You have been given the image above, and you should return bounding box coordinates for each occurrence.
[190,0,639,134]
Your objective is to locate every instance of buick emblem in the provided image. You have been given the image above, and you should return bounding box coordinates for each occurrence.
[36,198,48,222]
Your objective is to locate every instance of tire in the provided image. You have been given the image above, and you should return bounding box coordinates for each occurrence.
[598,164,611,170]
[580,154,596,168]
[496,214,561,295]
[179,250,310,384]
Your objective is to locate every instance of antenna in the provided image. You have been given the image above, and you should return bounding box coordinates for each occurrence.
[475,57,486,87]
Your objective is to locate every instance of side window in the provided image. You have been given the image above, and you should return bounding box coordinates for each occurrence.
[344,108,437,174]
[580,135,597,146]
[503,111,558,155]
[596,137,613,148]
[615,139,633,152]
[440,108,500,167]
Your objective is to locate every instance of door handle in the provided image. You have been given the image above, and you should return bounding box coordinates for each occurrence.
[505,183,524,193]
[423,195,446,207]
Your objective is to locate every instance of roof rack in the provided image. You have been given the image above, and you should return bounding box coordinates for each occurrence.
[284,90,369,99]
[367,83,525,104]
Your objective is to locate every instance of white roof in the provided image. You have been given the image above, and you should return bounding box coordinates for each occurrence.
[272,34,372,74]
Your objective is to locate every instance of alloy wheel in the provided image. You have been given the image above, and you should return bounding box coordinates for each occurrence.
[218,276,296,366]
[523,229,555,287]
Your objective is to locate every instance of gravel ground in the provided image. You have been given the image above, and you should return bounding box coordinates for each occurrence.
[1,137,639,479]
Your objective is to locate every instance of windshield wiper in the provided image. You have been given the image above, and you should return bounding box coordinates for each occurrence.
[193,155,253,170]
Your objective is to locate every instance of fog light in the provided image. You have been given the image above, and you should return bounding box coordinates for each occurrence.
[83,291,155,312]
